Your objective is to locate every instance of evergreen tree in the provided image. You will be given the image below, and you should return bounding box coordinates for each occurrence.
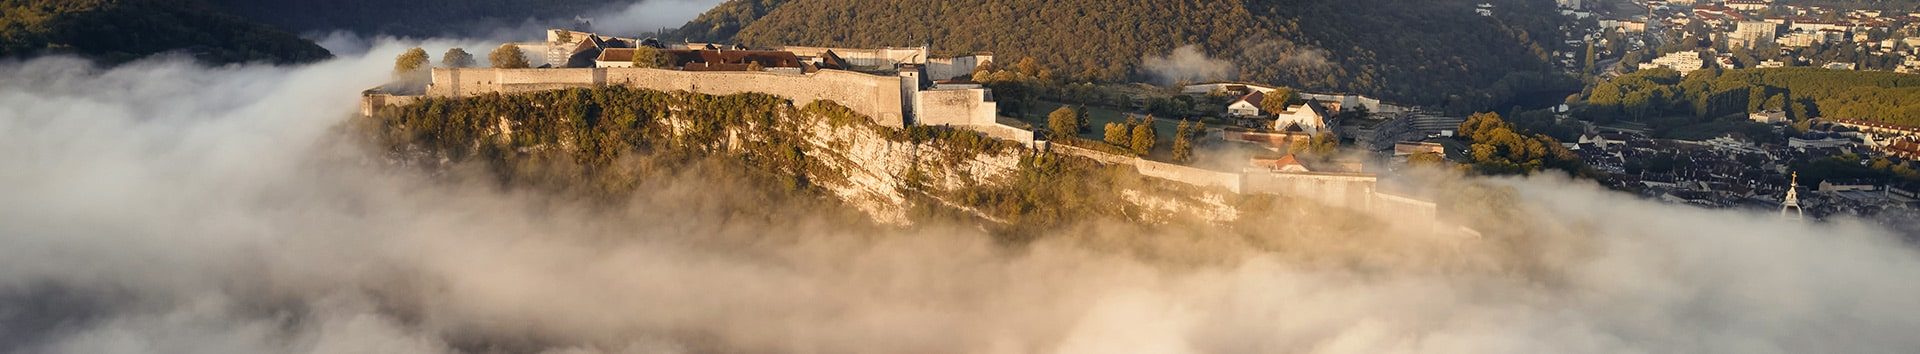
[1172,120,1194,162]
[1073,105,1091,133]
[1129,119,1157,155]
[1103,122,1129,146]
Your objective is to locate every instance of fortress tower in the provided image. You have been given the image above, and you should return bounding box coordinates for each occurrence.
[1782,172,1804,221]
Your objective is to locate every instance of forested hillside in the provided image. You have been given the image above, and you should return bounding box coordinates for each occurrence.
[200,0,631,36]
[0,0,330,64]
[679,0,1573,110]
[1584,67,1920,127]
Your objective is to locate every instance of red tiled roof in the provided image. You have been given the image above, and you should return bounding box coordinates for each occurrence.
[599,49,805,70]
[1237,91,1266,107]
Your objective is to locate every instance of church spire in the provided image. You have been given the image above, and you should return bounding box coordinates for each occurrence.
[1782,172,1804,221]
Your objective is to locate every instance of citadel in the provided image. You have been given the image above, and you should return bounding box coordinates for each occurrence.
[362,29,1460,233]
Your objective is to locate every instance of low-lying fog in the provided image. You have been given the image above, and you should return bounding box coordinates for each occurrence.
[2,25,1918,354]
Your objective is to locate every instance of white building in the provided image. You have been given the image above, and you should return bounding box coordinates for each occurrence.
[1273,103,1330,135]
[1750,110,1788,124]
[1227,91,1269,118]
[1639,50,1706,73]
[1730,21,1779,48]
[1727,0,1772,11]
[1780,31,1826,47]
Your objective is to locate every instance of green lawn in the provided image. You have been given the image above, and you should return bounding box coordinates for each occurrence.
[1019,101,1207,151]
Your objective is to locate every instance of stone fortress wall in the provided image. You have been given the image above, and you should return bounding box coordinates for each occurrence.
[1055,143,1445,228]
[426,67,909,127]
[362,43,1443,228]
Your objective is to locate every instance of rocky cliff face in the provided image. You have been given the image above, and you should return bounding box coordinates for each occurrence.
[362,87,1246,230]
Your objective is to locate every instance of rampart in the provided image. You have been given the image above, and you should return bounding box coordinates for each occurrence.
[1054,144,1246,193]
[360,93,419,117]
[1243,171,1378,210]
[915,89,996,126]
[425,67,908,128]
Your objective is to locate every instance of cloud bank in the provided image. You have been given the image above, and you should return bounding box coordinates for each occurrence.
[593,0,729,37]
[1142,45,1237,86]
[0,38,1918,354]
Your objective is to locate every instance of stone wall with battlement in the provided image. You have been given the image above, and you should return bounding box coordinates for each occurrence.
[1243,171,1379,210]
[360,93,419,117]
[426,67,907,128]
[1054,144,1247,193]
[925,55,992,81]
[915,89,995,126]
[1053,142,1404,210]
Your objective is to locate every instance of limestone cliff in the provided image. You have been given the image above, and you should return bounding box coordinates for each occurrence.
[360,87,1252,231]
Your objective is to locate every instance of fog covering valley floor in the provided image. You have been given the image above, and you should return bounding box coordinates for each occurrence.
[2,38,1920,353]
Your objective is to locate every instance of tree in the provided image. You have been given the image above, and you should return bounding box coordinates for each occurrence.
[1457,112,1580,175]
[1103,122,1129,146]
[394,47,429,75]
[1582,42,1598,77]
[631,46,670,69]
[1014,57,1042,77]
[490,43,530,69]
[1129,119,1157,155]
[1258,88,1300,117]
[1171,120,1195,162]
[1047,106,1079,140]
[441,47,475,68]
[1306,132,1337,156]
[1073,105,1091,133]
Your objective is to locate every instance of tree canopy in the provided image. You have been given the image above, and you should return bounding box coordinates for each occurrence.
[1458,112,1582,175]
[1583,67,1920,128]
[631,46,670,68]
[442,47,475,68]
[395,47,429,74]
[490,44,530,69]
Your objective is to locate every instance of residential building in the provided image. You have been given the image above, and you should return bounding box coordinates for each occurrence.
[1727,0,1772,11]
[1730,21,1779,48]
[1750,110,1788,124]
[1640,50,1706,73]
[1228,91,1268,118]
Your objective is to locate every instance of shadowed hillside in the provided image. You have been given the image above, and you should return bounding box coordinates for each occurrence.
[675,0,1573,110]
[0,0,331,64]
[199,0,635,37]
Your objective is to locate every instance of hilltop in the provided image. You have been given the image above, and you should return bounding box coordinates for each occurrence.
[0,0,331,65]
[674,0,1573,110]
[199,0,632,37]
